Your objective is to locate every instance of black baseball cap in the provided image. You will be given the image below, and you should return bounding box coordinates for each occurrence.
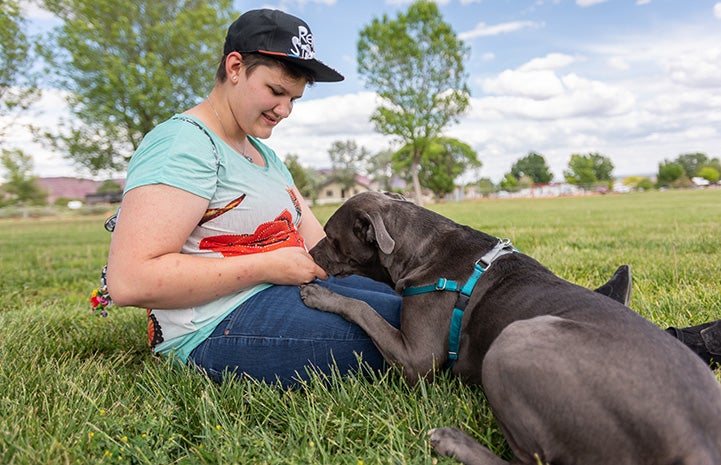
[223,9,344,83]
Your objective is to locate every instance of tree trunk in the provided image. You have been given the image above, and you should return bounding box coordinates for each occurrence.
[411,159,423,206]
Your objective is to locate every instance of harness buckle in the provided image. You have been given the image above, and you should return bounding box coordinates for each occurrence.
[436,278,449,291]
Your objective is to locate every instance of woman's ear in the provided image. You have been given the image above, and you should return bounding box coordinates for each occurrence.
[225,51,243,83]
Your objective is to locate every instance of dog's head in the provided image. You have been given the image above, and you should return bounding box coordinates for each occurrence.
[310,192,409,285]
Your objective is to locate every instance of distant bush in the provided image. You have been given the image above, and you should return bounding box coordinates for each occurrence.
[0,206,59,219]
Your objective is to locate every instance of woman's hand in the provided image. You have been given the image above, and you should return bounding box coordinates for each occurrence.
[262,246,328,285]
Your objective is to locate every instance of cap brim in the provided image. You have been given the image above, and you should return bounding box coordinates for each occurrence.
[259,50,344,82]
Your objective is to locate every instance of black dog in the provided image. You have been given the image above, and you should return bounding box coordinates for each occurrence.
[300,191,721,465]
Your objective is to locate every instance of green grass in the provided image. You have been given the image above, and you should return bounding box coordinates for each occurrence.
[1,189,719,464]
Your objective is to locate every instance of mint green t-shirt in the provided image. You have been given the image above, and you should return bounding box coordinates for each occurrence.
[123,115,305,362]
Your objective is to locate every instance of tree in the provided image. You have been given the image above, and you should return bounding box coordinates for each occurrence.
[656,160,684,187]
[622,176,654,191]
[366,149,396,192]
[357,0,470,204]
[96,179,122,193]
[564,152,614,187]
[499,173,519,192]
[327,140,370,193]
[284,154,316,201]
[411,137,480,199]
[674,153,708,178]
[702,157,721,176]
[698,166,720,184]
[1,0,39,139]
[37,0,236,174]
[477,178,496,197]
[1,149,47,208]
[510,152,553,184]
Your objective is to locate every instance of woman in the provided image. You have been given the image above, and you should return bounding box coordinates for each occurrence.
[106,9,402,387]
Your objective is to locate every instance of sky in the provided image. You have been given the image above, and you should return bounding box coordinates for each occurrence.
[7,0,721,183]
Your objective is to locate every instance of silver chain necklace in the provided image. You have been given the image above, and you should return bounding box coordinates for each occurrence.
[206,96,253,163]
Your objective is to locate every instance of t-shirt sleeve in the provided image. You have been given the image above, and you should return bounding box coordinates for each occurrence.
[124,118,218,200]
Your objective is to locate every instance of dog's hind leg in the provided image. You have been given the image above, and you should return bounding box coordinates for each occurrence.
[429,427,509,465]
[593,264,632,306]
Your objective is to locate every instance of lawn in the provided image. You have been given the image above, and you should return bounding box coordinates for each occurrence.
[1,189,719,464]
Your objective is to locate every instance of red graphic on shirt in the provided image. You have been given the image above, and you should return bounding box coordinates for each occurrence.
[147,309,164,349]
[199,195,246,226]
[287,187,302,218]
[199,209,305,256]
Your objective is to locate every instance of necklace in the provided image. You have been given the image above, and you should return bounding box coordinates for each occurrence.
[206,96,253,163]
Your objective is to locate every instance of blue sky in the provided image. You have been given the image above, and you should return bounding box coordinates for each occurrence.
[11,0,721,183]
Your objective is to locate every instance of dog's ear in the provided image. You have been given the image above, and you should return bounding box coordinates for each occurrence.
[354,212,396,254]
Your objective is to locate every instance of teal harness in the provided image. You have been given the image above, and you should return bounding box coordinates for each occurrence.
[402,239,516,369]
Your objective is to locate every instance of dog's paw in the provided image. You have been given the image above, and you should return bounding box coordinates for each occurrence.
[429,427,462,458]
[299,283,341,312]
[429,427,483,461]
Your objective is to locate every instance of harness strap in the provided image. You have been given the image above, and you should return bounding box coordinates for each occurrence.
[402,277,460,296]
[402,239,516,369]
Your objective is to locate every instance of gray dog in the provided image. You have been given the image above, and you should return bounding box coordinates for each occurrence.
[300,191,721,465]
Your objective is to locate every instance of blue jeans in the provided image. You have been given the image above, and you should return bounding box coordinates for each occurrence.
[187,275,401,388]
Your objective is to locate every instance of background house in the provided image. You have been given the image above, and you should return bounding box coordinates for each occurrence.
[315,174,372,205]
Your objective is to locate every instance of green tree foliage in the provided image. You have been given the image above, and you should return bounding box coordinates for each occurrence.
[564,152,614,187]
[698,166,720,183]
[510,152,553,184]
[411,137,480,198]
[37,0,236,174]
[671,152,721,182]
[357,0,470,204]
[96,179,122,193]
[703,158,721,176]
[366,149,395,192]
[499,173,519,192]
[0,149,47,206]
[656,160,685,187]
[284,154,316,200]
[327,140,370,193]
[476,178,496,197]
[0,0,39,138]
[622,176,655,191]
[674,152,708,178]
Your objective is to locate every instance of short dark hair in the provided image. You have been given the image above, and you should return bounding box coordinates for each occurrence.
[215,52,317,85]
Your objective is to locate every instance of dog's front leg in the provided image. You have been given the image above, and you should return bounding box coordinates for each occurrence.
[429,428,510,465]
[300,283,436,381]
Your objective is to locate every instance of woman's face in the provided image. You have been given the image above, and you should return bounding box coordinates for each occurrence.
[230,62,307,139]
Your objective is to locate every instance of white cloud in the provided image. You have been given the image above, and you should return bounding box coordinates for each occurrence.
[715,3,721,19]
[607,57,630,71]
[480,72,635,119]
[665,48,721,88]
[482,70,565,100]
[18,1,55,20]
[270,92,387,168]
[1,89,83,180]
[576,0,608,6]
[518,53,578,71]
[459,21,542,40]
